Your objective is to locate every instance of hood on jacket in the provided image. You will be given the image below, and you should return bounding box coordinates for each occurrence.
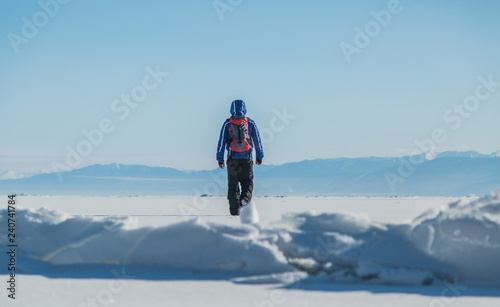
[230,100,247,117]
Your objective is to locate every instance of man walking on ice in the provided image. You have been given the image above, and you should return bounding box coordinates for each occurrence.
[217,100,264,216]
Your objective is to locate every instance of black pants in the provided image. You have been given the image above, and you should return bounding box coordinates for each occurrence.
[227,159,253,215]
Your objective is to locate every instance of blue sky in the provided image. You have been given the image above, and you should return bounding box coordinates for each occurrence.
[1,0,500,172]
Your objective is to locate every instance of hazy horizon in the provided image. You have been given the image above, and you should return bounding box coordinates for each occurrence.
[2,148,499,176]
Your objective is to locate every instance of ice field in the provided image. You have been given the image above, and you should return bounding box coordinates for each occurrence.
[1,194,500,306]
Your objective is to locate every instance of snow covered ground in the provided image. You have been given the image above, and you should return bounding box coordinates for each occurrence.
[1,194,500,306]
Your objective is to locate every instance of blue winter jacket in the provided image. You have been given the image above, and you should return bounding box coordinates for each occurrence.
[217,100,264,163]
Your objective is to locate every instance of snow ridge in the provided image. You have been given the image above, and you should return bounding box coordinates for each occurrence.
[1,189,500,286]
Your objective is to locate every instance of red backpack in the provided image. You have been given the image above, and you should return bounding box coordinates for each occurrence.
[229,117,252,155]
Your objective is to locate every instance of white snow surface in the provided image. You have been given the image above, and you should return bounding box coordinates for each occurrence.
[1,209,288,275]
[410,192,500,281]
[1,190,500,288]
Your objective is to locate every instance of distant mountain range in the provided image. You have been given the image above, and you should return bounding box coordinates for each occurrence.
[1,151,500,196]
